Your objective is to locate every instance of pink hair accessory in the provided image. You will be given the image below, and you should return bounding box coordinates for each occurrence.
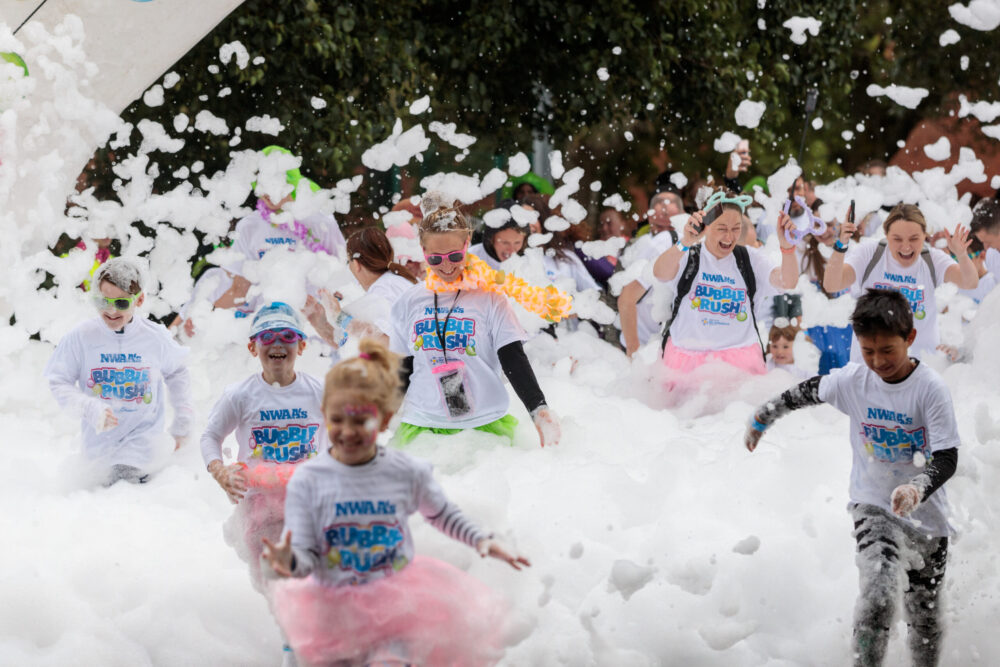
[359,353,372,360]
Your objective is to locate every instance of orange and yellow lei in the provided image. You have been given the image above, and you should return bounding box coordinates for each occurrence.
[425,253,573,322]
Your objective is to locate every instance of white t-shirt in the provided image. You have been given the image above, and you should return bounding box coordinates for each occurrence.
[542,251,600,292]
[199,371,326,468]
[44,317,192,468]
[960,247,1000,302]
[845,240,955,360]
[225,210,347,276]
[283,446,461,585]
[349,271,415,337]
[665,245,779,351]
[389,284,527,428]
[469,243,499,270]
[620,230,676,346]
[819,361,961,537]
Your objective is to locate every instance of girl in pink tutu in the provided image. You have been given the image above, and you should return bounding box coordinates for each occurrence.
[262,338,530,667]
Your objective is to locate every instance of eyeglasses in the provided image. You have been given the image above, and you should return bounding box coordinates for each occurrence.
[93,293,140,312]
[251,328,303,345]
[424,240,469,266]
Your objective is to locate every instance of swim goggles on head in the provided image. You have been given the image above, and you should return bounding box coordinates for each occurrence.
[782,196,827,244]
[697,191,754,230]
[93,293,140,312]
[251,328,303,345]
[704,190,753,213]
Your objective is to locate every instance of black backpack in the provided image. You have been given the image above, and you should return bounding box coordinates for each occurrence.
[659,244,765,359]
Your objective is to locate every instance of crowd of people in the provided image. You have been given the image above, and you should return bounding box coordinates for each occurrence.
[42,142,1000,666]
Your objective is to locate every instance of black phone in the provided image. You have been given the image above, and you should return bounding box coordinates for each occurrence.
[696,206,725,232]
[848,199,855,225]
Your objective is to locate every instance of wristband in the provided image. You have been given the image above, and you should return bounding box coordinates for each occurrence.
[751,419,768,432]
[833,239,849,253]
[676,243,690,253]
[334,312,353,328]
[780,245,796,255]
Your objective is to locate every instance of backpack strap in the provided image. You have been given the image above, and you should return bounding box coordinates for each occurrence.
[861,239,887,285]
[861,238,937,287]
[921,248,937,286]
[660,244,702,352]
[732,245,766,360]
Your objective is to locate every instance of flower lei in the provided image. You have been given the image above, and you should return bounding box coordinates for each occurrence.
[256,200,333,255]
[425,253,573,322]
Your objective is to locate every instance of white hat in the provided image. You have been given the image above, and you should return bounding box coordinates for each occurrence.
[250,302,306,338]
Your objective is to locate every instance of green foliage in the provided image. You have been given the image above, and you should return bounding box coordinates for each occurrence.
[117,0,1000,208]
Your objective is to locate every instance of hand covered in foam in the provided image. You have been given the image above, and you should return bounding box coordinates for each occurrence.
[208,460,249,504]
[477,538,531,571]
[531,406,561,447]
[891,484,921,517]
[94,406,118,433]
[744,417,766,452]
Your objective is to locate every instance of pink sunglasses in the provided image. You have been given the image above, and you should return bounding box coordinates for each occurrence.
[423,239,469,266]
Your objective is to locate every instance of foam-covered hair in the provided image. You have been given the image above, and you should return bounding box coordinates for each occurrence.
[93,257,143,294]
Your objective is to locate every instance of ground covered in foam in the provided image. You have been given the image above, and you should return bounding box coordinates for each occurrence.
[3,314,1000,666]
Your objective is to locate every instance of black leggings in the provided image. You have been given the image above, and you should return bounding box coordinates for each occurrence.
[851,504,948,667]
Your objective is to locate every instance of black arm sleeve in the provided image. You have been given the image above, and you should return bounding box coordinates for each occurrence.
[911,447,958,502]
[753,376,824,428]
[496,341,547,414]
[400,356,414,392]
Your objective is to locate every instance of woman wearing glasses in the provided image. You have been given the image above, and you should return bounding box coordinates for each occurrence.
[388,205,566,447]
[43,257,194,486]
[198,302,326,660]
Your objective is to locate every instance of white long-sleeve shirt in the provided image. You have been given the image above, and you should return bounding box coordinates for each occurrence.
[44,316,193,468]
[282,446,487,586]
[199,372,326,468]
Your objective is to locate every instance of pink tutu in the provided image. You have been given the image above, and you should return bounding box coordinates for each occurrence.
[272,556,507,666]
[223,485,287,594]
[657,340,767,408]
[662,339,767,374]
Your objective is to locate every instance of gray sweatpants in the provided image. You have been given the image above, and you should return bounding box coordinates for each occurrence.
[850,503,948,667]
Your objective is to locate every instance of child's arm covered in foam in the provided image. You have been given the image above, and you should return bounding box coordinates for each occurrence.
[745,376,824,451]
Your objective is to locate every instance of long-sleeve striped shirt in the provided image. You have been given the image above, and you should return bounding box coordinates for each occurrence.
[280,445,488,586]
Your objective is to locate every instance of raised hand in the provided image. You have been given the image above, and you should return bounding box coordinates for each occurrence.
[944,224,972,257]
[683,211,708,245]
[776,211,796,250]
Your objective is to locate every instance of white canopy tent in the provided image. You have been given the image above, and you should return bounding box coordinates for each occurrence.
[0,0,245,245]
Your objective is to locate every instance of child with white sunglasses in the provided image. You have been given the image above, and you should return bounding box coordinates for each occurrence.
[44,257,194,486]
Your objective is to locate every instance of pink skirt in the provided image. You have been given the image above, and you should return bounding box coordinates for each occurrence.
[662,339,767,374]
[272,556,507,666]
[223,465,293,594]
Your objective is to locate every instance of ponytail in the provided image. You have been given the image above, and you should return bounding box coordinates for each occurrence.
[323,338,403,415]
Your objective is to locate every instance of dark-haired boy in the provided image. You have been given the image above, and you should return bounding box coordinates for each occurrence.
[44,257,193,485]
[744,288,960,667]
